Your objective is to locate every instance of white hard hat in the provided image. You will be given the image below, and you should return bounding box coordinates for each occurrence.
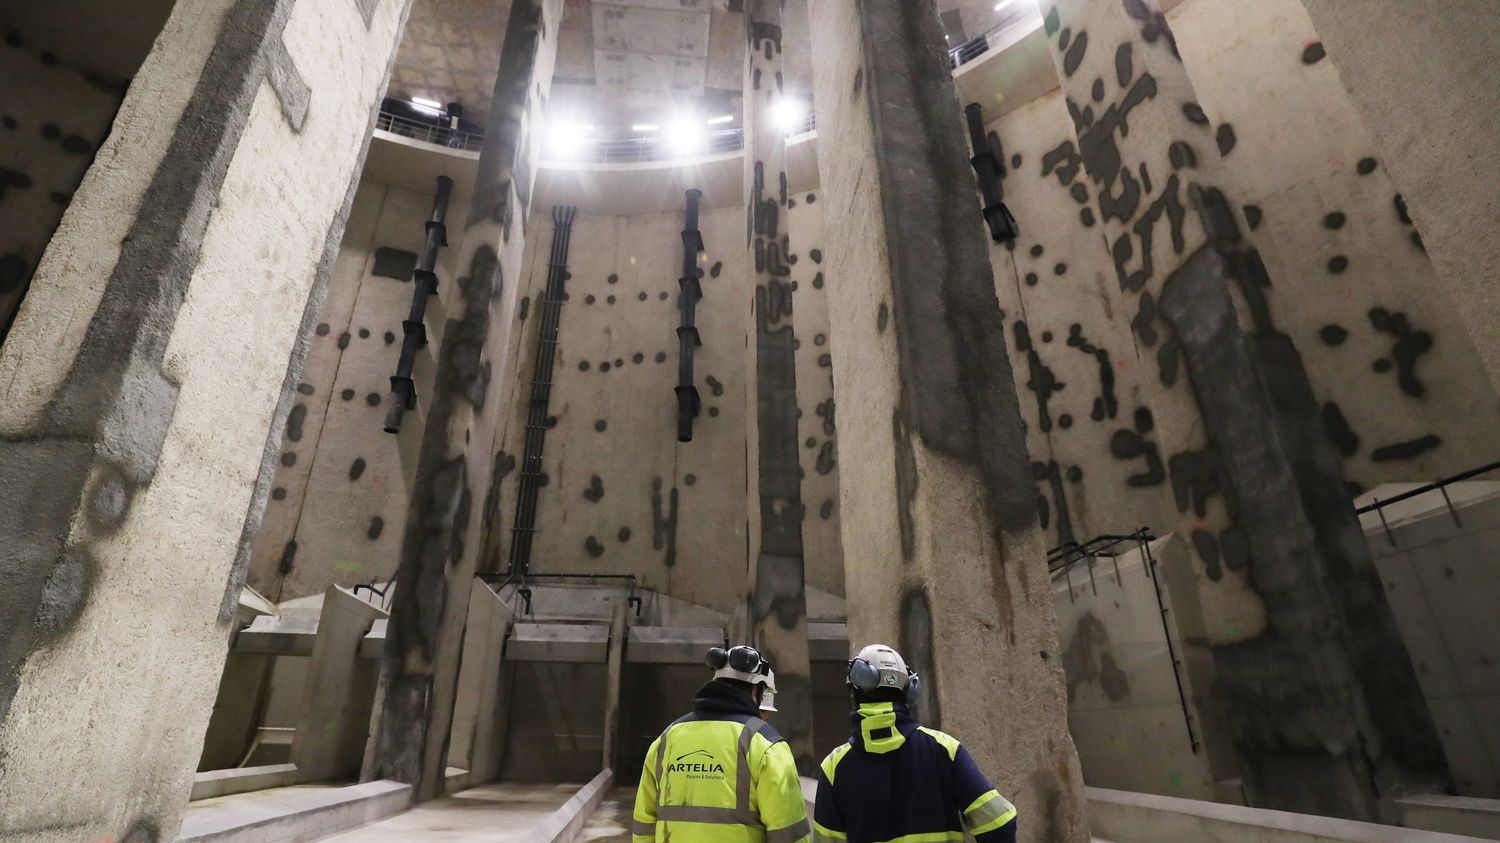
[757,670,779,712]
[849,643,912,691]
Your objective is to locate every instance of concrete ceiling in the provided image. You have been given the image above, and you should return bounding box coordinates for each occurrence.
[1,0,177,83]
[388,0,514,125]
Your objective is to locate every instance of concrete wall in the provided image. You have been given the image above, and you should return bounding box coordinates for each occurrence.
[0,22,124,340]
[787,190,844,599]
[985,0,1499,646]
[1362,486,1500,798]
[1053,537,1218,802]
[1297,0,1500,399]
[248,173,472,602]
[492,205,752,610]
[0,0,413,837]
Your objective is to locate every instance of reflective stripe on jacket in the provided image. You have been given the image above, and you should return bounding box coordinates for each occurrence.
[633,680,811,843]
[812,702,1017,843]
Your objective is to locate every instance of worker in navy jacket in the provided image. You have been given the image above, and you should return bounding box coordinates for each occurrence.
[812,644,1018,843]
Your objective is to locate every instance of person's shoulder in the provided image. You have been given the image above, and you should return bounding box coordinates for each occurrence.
[818,740,856,783]
[916,725,963,760]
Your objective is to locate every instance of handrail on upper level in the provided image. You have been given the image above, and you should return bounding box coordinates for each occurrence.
[375,7,1035,164]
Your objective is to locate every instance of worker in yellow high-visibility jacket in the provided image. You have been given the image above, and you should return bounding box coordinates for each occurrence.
[632,644,811,843]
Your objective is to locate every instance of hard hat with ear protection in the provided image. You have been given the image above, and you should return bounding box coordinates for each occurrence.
[705,644,774,687]
[847,643,922,704]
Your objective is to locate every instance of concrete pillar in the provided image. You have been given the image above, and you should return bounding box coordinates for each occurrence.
[602,605,627,773]
[805,2,1088,840]
[1039,0,1448,819]
[292,587,386,783]
[742,0,816,772]
[0,0,411,837]
[1296,0,1500,395]
[368,0,561,802]
[446,580,513,785]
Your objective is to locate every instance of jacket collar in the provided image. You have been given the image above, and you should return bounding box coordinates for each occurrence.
[851,701,918,754]
[692,679,761,719]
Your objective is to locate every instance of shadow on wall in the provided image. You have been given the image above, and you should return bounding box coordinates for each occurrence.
[0,20,132,341]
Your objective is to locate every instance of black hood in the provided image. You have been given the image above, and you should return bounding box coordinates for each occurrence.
[692,679,760,719]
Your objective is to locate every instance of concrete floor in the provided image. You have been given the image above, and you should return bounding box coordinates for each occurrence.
[577,788,633,842]
[319,782,582,841]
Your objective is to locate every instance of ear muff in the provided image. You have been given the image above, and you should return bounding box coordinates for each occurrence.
[728,645,765,674]
[847,658,882,691]
[904,671,922,705]
[705,647,729,670]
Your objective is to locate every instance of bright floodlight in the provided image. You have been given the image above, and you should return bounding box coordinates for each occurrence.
[632,123,659,132]
[771,97,805,132]
[666,117,706,155]
[706,114,734,125]
[547,121,592,159]
[410,96,443,115]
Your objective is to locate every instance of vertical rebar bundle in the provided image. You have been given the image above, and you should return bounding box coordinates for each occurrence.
[963,102,1018,243]
[675,189,704,442]
[384,175,453,434]
[507,204,577,577]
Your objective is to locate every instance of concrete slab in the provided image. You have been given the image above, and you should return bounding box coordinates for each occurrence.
[509,622,611,663]
[189,764,298,802]
[321,774,611,842]
[1087,787,1494,843]
[625,626,723,664]
[175,780,410,842]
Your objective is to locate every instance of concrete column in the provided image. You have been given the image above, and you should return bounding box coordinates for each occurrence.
[0,0,411,837]
[292,587,387,783]
[805,3,1088,840]
[742,0,815,772]
[1296,0,1500,395]
[368,0,562,802]
[446,580,513,785]
[602,605,627,773]
[1040,0,1447,819]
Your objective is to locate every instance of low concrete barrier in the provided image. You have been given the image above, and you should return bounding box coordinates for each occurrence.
[1087,787,1494,843]
[175,780,410,842]
[189,764,298,802]
[1398,794,1500,840]
[538,768,615,843]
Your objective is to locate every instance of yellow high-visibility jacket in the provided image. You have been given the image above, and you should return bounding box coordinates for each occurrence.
[632,686,810,843]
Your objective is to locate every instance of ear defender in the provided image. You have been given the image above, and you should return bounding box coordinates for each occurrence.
[904,671,922,705]
[706,647,729,670]
[847,658,882,691]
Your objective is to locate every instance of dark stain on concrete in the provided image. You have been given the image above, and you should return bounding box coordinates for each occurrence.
[585,535,604,557]
[372,246,417,280]
[899,588,942,728]
[368,516,385,540]
[1322,403,1360,457]
[1062,612,1129,702]
[350,458,368,481]
[1368,307,1432,397]
[1371,435,1441,462]
[584,474,604,502]
[1302,41,1326,64]
[651,476,679,568]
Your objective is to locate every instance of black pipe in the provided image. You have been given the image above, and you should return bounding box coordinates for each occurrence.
[963,103,1018,243]
[384,175,453,433]
[506,205,578,578]
[675,189,704,442]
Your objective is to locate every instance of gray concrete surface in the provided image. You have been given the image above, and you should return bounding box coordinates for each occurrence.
[807,1,1089,840]
[0,0,413,838]
[1298,0,1500,398]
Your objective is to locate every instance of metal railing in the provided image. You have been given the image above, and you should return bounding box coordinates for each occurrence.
[947,4,1042,70]
[374,105,819,165]
[374,110,485,152]
[1358,457,1500,546]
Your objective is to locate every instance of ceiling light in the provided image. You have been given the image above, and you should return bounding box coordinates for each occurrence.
[771,97,805,132]
[994,0,1017,10]
[665,117,706,155]
[706,114,734,125]
[632,123,659,132]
